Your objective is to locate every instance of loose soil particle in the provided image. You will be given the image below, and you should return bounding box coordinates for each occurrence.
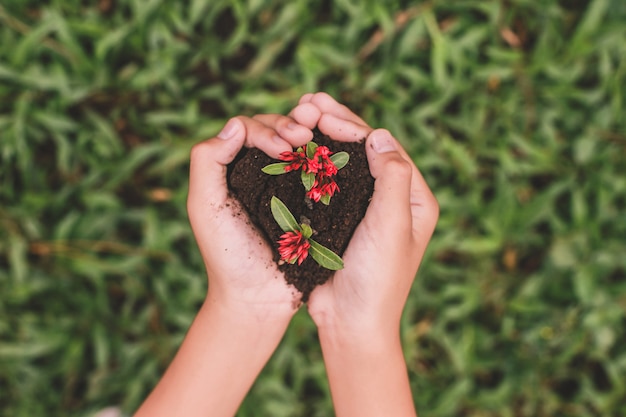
[227,128,375,302]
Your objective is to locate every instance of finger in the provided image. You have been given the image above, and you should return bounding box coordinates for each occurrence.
[188,118,246,211]
[288,102,322,130]
[297,92,315,104]
[362,129,413,241]
[408,164,439,246]
[309,92,369,126]
[317,113,372,142]
[236,116,292,158]
[366,129,439,246]
[253,113,313,147]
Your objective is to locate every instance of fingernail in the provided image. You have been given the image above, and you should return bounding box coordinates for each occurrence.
[370,129,396,153]
[287,122,299,131]
[217,119,240,140]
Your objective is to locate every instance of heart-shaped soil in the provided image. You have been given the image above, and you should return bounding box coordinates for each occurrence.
[227,128,375,301]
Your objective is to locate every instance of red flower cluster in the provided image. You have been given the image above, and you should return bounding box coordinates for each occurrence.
[311,145,338,177]
[279,148,311,173]
[279,144,340,202]
[277,230,311,265]
[306,177,339,202]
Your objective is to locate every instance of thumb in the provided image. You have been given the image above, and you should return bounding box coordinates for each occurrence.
[188,118,246,211]
[362,129,413,237]
[366,129,440,250]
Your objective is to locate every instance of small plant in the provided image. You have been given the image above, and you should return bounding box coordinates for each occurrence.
[271,196,344,270]
[261,142,349,269]
[262,142,349,205]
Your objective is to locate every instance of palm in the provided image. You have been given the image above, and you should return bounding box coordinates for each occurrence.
[307,218,394,324]
[193,197,299,313]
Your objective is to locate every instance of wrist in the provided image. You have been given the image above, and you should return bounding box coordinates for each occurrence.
[311,302,401,348]
[203,292,295,332]
[316,315,402,354]
[317,319,415,417]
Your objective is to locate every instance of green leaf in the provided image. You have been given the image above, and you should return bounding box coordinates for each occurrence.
[300,223,313,239]
[330,151,350,170]
[309,240,344,270]
[320,194,331,205]
[270,197,300,232]
[301,171,316,190]
[262,162,289,175]
[305,141,318,159]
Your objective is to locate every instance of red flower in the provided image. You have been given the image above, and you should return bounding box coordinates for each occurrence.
[321,161,338,177]
[305,156,321,173]
[306,177,340,202]
[275,143,343,204]
[313,146,338,177]
[279,145,339,177]
[279,148,321,173]
[279,149,308,172]
[277,230,311,265]
[306,186,323,202]
[320,179,339,196]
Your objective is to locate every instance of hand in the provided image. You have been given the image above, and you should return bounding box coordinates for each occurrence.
[136,109,324,417]
[302,93,439,337]
[299,93,439,417]
[187,112,319,319]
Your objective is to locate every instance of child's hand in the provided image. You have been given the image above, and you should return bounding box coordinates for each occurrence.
[300,92,438,417]
[303,92,439,340]
[187,112,317,319]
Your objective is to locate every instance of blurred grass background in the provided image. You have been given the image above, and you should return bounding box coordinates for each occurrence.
[1,0,625,416]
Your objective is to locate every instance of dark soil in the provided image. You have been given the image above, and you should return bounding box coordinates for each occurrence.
[227,128,375,302]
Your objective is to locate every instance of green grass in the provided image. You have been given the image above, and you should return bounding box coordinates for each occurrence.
[1,0,625,416]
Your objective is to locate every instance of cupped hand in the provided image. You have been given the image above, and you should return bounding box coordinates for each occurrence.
[187,111,320,320]
[302,93,439,338]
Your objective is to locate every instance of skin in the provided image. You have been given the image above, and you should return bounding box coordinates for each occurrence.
[303,93,439,417]
[134,93,439,417]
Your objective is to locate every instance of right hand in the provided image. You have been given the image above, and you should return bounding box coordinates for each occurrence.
[302,93,439,339]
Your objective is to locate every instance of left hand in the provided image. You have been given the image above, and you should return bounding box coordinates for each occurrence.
[187,110,320,320]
